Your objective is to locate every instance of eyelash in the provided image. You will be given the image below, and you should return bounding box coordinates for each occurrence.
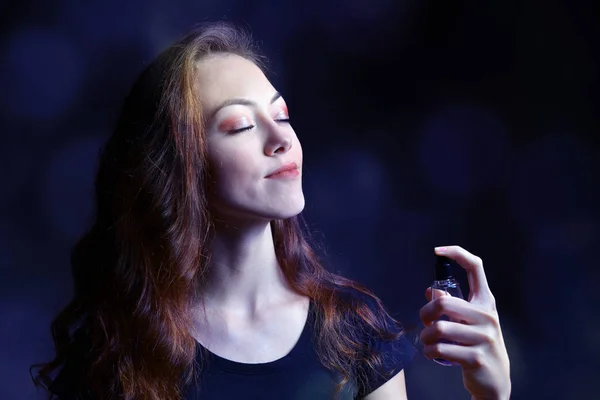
[228,118,290,134]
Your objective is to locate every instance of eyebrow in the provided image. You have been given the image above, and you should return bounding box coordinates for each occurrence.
[207,92,282,122]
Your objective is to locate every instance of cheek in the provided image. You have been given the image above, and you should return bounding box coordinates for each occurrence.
[208,147,260,190]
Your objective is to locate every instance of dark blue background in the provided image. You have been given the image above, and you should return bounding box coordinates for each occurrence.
[1,0,599,398]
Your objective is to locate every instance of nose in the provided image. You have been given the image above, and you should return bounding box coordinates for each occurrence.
[264,120,293,156]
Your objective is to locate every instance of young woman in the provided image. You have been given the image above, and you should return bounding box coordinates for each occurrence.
[32,22,510,399]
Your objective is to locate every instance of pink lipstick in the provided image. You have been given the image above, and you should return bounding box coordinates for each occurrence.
[266,162,299,179]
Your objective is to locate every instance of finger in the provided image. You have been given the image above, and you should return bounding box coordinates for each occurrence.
[420,320,490,346]
[419,295,490,326]
[425,287,456,302]
[434,245,492,302]
[422,342,484,369]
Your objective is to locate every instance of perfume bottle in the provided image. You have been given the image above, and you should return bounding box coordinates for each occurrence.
[431,255,464,367]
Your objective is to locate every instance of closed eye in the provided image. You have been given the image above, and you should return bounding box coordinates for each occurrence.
[228,118,289,134]
[228,125,255,134]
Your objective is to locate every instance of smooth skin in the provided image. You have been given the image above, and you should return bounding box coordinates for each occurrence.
[192,53,510,399]
[366,246,510,400]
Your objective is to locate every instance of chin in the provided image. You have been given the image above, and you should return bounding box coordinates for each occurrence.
[267,197,306,220]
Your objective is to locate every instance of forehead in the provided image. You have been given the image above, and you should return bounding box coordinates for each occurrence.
[195,53,275,110]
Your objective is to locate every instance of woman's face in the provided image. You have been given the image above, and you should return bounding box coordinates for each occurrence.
[196,53,304,224]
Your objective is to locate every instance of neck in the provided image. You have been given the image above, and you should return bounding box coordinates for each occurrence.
[200,219,293,315]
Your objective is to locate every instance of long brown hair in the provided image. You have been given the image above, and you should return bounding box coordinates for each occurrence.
[31,22,406,400]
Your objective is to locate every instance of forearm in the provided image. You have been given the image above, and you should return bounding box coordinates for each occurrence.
[471,388,511,400]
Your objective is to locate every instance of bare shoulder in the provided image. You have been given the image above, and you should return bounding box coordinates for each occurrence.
[364,370,408,400]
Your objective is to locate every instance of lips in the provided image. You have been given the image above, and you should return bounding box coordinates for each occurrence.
[265,162,298,178]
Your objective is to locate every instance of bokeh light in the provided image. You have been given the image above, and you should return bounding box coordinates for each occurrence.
[2,2,598,398]
[2,27,85,120]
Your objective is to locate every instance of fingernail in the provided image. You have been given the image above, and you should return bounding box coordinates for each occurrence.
[434,246,446,254]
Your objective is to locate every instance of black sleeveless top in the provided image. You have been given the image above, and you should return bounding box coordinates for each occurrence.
[183,298,415,399]
[50,297,416,399]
